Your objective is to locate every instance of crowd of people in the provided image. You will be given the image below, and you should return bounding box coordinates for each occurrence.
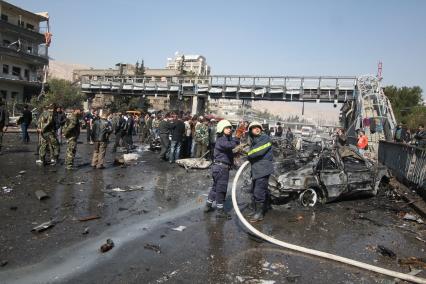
[2,97,426,223]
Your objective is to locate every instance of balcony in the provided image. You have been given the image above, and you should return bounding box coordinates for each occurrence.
[0,43,48,65]
[0,19,45,42]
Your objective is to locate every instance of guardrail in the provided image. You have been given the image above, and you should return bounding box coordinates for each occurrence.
[378,141,426,191]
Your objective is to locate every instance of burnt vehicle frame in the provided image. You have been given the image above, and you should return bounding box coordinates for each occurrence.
[269,146,389,206]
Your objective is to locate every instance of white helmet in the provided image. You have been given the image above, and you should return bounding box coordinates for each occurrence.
[216,120,232,133]
[249,121,263,130]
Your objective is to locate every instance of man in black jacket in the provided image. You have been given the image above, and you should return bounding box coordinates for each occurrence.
[158,114,171,161]
[20,104,32,143]
[247,121,273,222]
[168,115,185,163]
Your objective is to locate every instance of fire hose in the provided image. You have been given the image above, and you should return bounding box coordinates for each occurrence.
[231,161,426,284]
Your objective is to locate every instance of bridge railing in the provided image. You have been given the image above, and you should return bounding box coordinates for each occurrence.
[378,141,426,192]
[79,75,357,90]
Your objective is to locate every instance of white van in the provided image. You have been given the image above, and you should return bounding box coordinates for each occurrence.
[301,126,312,138]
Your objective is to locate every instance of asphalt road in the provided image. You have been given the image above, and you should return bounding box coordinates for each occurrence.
[0,132,425,284]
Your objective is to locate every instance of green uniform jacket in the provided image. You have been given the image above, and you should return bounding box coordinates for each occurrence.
[63,114,81,139]
[38,110,55,134]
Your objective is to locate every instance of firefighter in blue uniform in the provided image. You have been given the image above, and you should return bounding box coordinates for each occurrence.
[204,119,239,219]
[247,121,273,222]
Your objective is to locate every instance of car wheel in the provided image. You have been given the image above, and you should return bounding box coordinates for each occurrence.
[299,188,318,207]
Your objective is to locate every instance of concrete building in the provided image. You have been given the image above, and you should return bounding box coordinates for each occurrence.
[73,63,181,83]
[74,54,210,112]
[0,0,49,104]
[208,99,252,123]
[166,53,210,76]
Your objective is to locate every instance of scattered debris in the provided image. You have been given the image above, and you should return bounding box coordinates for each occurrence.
[376,245,397,259]
[82,227,90,235]
[35,190,49,200]
[172,226,186,232]
[123,153,140,162]
[236,276,275,284]
[100,239,114,253]
[18,170,26,174]
[156,270,179,283]
[415,237,426,243]
[78,215,101,222]
[398,257,426,268]
[1,260,8,267]
[75,181,85,185]
[113,156,125,166]
[286,275,301,282]
[144,243,161,254]
[31,220,55,233]
[402,213,424,224]
[110,185,144,192]
[175,158,212,170]
[2,186,13,193]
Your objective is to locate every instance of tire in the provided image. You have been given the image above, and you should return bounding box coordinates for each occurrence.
[299,188,318,207]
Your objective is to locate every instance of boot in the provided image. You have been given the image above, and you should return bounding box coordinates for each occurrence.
[203,201,214,213]
[250,203,265,223]
[216,208,231,220]
[246,202,257,217]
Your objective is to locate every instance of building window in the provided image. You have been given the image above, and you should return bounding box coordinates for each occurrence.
[12,66,21,77]
[24,69,30,80]
[0,90,6,99]
[1,14,8,22]
[26,23,34,30]
[3,64,9,74]
[11,92,19,100]
[27,46,33,53]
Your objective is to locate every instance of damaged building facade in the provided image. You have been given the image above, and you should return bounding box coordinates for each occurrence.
[0,0,50,104]
[73,54,211,112]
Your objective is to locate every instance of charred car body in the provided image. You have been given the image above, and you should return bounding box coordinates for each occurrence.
[269,146,389,206]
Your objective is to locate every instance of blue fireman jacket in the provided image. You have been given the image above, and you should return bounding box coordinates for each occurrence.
[247,133,273,179]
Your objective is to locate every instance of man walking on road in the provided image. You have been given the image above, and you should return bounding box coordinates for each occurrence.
[20,104,32,143]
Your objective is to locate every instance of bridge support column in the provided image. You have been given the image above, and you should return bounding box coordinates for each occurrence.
[191,96,198,115]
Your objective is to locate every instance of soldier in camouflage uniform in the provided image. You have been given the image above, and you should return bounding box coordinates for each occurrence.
[194,117,210,158]
[63,108,82,170]
[37,104,60,165]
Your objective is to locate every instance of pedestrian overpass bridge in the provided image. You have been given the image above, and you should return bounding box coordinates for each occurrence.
[80,75,357,103]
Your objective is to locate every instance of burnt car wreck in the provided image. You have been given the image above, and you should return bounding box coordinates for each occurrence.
[269,146,389,206]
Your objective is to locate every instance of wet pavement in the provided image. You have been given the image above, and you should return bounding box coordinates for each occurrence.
[0,132,425,284]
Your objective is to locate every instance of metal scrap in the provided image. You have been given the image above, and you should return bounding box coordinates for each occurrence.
[78,215,101,222]
[398,257,426,268]
[376,245,396,259]
[35,190,49,200]
[144,243,161,254]
[402,213,424,224]
[31,220,55,233]
[100,239,114,253]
